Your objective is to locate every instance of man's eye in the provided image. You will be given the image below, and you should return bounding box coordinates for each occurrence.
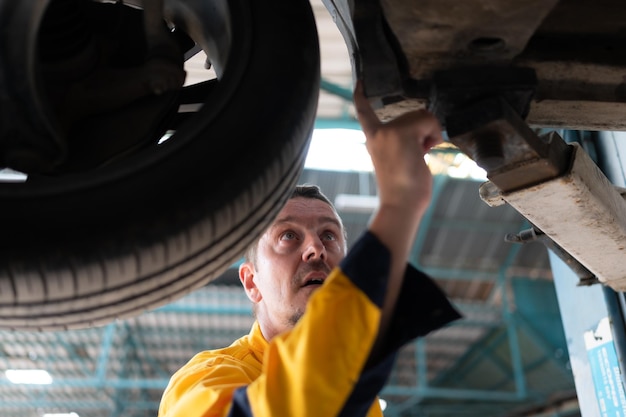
[281,231,297,240]
[322,232,336,241]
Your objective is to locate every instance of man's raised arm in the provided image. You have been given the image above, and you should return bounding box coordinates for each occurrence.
[353,81,444,356]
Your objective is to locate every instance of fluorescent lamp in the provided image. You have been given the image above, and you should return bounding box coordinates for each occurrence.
[5,369,52,385]
[43,413,79,417]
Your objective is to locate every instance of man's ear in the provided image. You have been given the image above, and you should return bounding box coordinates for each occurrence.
[239,262,262,303]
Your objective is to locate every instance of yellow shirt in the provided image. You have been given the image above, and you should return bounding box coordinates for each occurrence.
[158,232,460,417]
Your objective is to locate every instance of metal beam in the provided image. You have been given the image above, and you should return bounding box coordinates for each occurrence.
[500,238,528,399]
[95,322,117,384]
[320,78,353,101]
[410,175,449,268]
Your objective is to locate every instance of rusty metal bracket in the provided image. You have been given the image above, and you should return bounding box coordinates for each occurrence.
[447,96,571,193]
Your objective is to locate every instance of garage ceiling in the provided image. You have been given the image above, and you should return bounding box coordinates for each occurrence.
[0,1,578,417]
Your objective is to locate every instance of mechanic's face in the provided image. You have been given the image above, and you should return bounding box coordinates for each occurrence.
[239,197,347,341]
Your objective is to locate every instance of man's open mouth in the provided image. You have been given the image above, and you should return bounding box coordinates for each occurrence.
[302,278,325,287]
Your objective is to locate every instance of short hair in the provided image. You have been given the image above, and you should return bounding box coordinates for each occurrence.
[243,184,345,264]
[291,184,334,206]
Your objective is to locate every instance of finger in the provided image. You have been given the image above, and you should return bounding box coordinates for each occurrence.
[415,113,444,151]
[423,128,444,151]
[353,80,381,136]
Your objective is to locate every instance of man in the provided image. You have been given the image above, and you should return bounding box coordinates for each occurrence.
[158,83,461,417]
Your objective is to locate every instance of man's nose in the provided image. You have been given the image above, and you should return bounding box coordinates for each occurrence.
[302,235,326,261]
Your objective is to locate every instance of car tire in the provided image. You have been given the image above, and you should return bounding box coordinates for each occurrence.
[0,0,320,330]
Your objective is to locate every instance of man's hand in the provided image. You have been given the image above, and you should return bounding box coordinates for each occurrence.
[354,81,442,214]
[353,81,443,353]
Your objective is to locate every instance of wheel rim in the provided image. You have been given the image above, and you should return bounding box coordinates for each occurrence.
[0,0,244,194]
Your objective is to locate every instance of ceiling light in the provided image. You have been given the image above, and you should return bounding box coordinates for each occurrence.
[5,369,52,385]
[43,413,79,417]
[41,412,79,417]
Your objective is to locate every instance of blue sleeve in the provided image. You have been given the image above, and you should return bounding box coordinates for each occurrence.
[339,231,391,308]
[341,231,461,352]
[337,232,462,416]
[383,263,462,353]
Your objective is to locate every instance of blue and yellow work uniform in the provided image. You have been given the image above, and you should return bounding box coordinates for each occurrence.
[158,232,460,417]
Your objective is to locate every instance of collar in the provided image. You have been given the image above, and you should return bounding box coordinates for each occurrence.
[246,321,269,361]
